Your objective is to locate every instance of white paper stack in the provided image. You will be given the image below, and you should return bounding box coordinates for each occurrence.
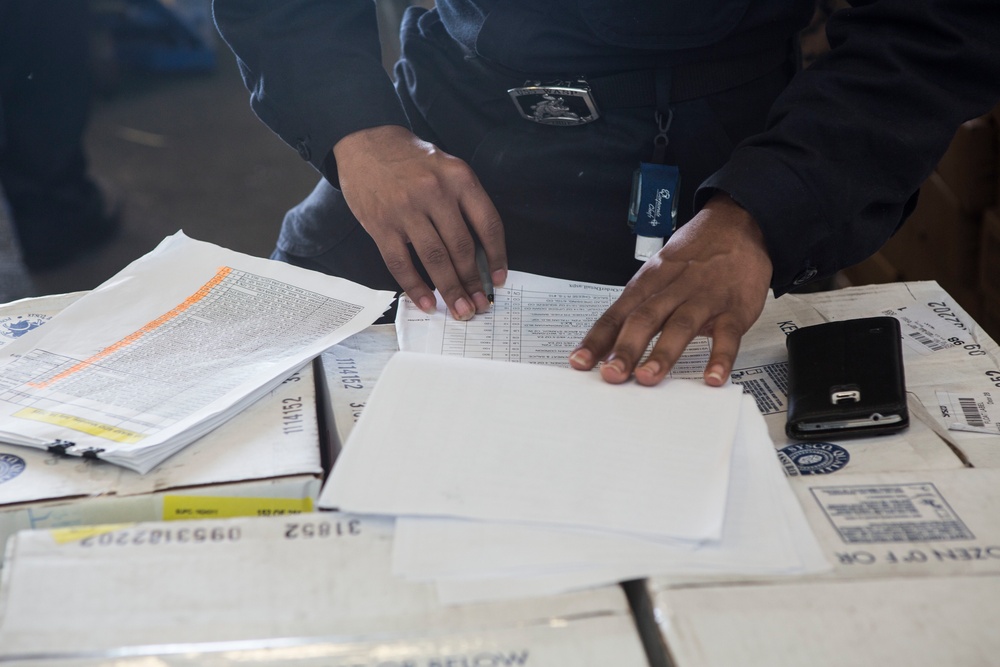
[319,351,828,603]
[0,515,651,667]
[0,232,395,473]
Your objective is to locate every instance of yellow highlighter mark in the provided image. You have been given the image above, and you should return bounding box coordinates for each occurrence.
[162,495,314,520]
[29,266,233,389]
[13,407,146,444]
[49,524,135,545]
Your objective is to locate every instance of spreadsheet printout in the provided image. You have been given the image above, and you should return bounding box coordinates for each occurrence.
[0,232,394,473]
[396,270,711,377]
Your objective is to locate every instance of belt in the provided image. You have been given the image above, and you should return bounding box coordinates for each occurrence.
[507,44,791,126]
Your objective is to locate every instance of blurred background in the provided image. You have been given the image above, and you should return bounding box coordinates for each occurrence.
[1,0,430,300]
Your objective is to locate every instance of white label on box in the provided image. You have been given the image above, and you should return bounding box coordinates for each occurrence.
[882,304,966,356]
[935,390,1000,434]
[810,483,974,544]
[730,361,789,415]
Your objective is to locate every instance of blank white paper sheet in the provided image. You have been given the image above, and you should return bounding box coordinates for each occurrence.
[320,352,744,542]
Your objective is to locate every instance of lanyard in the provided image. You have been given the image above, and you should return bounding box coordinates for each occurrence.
[628,109,681,261]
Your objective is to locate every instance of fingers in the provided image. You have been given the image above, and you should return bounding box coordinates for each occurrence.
[462,188,508,290]
[413,176,502,319]
[333,126,507,321]
[570,193,772,387]
[570,259,687,383]
[377,233,439,315]
[441,174,504,314]
[408,205,487,320]
[570,261,676,372]
[633,303,712,386]
[572,288,714,387]
[573,294,736,387]
[378,208,483,321]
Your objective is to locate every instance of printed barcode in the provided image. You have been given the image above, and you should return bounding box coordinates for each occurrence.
[908,331,949,351]
[958,397,986,428]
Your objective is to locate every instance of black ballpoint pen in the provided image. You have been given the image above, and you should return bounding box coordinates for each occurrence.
[475,243,495,304]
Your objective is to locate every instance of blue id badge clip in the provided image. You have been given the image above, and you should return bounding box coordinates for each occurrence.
[628,162,680,261]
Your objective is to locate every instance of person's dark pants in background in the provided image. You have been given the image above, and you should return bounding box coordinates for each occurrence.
[0,0,114,270]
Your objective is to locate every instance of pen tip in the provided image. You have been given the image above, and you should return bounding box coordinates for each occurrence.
[487,293,495,304]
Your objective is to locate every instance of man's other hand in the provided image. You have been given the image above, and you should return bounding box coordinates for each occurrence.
[334,125,508,320]
[569,193,773,386]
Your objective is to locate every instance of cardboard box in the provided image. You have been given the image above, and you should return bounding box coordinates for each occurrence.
[639,279,1000,659]
[788,467,1000,579]
[650,575,1000,667]
[635,466,1000,665]
[732,282,971,475]
[641,465,1000,590]
[0,362,323,564]
[784,280,1000,468]
[0,515,651,666]
[935,115,998,214]
[316,324,398,451]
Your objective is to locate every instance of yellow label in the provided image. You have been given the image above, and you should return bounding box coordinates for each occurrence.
[49,524,134,545]
[162,495,314,520]
[13,407,146,444]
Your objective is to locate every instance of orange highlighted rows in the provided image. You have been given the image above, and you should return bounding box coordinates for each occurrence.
[30,266,234,389]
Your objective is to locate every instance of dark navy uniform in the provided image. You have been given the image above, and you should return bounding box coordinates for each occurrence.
[214,0,1000,297]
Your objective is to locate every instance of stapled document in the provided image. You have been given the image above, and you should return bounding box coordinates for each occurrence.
[0,232,394,473]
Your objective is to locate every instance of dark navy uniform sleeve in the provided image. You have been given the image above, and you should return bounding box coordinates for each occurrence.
[212,0,410,184]
[697,0,1000,296]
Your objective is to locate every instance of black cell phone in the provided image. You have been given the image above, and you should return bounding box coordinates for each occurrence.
[785,316,908,440]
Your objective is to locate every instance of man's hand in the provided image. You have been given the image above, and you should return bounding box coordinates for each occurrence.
[569,193,773,386]
[333,125,507,320]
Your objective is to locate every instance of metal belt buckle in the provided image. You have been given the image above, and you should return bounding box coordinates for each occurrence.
[507,79,600,126]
